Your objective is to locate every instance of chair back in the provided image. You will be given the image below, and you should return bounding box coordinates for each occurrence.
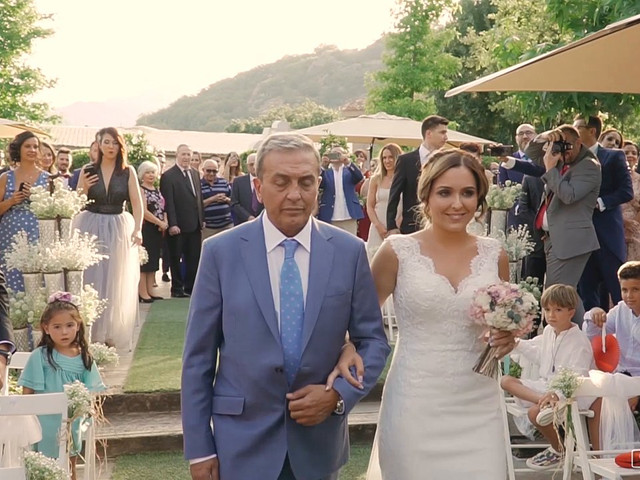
[1,352,32,396]
[0,392,69,473]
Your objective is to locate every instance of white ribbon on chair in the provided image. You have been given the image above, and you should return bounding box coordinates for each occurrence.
[583,370,640,453]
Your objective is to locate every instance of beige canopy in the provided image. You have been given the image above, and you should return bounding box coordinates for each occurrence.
[446,14,640,96]
[295,112,495,148]
[0,119,50,139]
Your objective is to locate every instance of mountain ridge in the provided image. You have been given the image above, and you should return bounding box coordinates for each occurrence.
[137,39,385,132]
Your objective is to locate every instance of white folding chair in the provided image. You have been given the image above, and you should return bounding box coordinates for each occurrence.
[565,373,640,480]
[381,295,397,343]
[0,392,69,478]
[1,352,32,396]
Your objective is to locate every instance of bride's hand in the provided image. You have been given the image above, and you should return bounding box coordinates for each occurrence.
[488,328,516,358]
[325,342,365,391]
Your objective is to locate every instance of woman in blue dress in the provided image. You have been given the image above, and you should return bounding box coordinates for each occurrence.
[0,131,49,291]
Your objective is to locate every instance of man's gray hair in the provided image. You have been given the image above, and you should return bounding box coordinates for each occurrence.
[255,133,320,179]
[137,160,159,182]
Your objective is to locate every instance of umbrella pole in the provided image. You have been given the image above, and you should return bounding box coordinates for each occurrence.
[368,139,375,169]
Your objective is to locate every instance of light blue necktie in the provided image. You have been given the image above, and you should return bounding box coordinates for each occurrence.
[279,239,304,385]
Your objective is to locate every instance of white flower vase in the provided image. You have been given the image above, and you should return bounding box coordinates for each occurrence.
[38,218,58,245]
[22,272,43,296]
[489,209,508,236]
[59,218,72,240]
[29,325,42,351]
[13,328,30,351]
[64,270,84,296]
[509,260,522,283]
[43,271,65,297]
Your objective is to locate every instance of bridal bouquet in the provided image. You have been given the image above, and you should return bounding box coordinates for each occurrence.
[486,180,522,210]
[469,281,538,379]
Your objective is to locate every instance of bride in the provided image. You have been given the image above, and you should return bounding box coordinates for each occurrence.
[333,149,516,479]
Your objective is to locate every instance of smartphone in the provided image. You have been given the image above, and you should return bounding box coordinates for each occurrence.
[327,152,341,160]
[84,164,97,176]
[18,182,26,192]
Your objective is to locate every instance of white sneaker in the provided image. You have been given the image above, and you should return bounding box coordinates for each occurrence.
[526,446,563,470]
[535,407,555,427]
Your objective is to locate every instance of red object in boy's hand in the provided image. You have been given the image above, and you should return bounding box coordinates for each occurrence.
[615,450,640,468]
[591,334,620,373]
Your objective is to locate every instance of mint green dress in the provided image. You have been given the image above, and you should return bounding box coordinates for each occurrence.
[17,347,106,458]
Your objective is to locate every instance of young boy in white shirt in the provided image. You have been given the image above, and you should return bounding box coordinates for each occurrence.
[583,260,640,452]
[501,284,595,470]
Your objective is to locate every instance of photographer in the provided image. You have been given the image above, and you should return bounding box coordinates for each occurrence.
[527,125,601,326]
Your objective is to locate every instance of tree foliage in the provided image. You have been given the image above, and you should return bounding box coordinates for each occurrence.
[0,0,56,123]
[225,100,340,134]
[124,133,156,170]
[366,0,460,120]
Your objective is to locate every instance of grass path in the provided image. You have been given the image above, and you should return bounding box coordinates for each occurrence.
[124,298,189,392]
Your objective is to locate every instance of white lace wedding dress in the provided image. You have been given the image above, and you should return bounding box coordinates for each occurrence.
[366,235,507,480]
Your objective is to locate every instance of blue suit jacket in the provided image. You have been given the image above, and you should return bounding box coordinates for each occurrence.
[318,164,364,222]
[181,216,390,480]
[498,151,528,185]
[592,146,633,262]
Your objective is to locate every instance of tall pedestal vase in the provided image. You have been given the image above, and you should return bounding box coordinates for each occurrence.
[38,218,58,245]
[22,272,43,296]
[64,270,84,296]
[489,209,508,237]
[43,271,65,297]
[509,260,522,283]
[58,217,72,240]
[13,328,30,351]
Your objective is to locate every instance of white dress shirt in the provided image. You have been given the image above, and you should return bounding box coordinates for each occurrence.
[263,212,311,326]
[419,144,431,166]
[584,301,640,376]
[331,165,351,221]
[177,164,196,196]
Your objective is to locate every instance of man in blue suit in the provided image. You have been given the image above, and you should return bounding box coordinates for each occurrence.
[498,123,537,186]
[317,147,364,235]
[573,115,633,310]
[181,133,390,480]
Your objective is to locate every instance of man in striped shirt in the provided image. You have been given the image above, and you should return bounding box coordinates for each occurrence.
[201,158,233,240]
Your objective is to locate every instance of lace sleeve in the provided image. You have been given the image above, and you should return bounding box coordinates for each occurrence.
[387,235,418,264]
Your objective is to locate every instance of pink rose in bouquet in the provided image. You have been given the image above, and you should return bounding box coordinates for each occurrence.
[469,281,538,378]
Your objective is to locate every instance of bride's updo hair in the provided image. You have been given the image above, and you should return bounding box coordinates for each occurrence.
[417,148,489,223]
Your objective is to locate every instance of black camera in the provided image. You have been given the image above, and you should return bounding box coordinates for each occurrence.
[551,141,573,155]
[487,145,514,157]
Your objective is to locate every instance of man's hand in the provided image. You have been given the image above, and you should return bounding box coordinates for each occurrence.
[286,385,339,426]
[169,226,181,236]
[542,142,562,171]
[190,457,219,480]
[590,307,607,327]
[342,156,351,166]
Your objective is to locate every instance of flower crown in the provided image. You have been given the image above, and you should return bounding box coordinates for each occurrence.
[48,291,79,307]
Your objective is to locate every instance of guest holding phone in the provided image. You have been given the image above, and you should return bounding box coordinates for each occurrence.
[0,131,49,291]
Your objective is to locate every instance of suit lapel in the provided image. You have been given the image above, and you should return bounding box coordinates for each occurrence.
[301,221,334,352]
[239,220,280,344]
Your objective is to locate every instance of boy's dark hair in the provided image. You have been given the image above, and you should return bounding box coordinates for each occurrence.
[540,284,579,309]
[618,261,640,280]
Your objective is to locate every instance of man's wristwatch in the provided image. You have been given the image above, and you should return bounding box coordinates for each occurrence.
[0,349,12,365]
[334,397,345,415]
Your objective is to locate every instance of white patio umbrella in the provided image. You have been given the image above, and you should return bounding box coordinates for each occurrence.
[0,119,50,139]
[446,13,640,96]
[295,112,495,148]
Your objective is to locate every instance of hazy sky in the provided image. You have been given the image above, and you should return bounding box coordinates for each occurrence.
[31,0,399,109]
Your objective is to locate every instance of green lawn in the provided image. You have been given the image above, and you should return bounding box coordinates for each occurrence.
[111,444,372,480]
[124,298,189,392]
[124,296,394,393]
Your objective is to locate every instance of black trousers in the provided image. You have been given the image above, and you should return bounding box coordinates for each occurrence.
[167,230,201,294]
[277,456,338,480]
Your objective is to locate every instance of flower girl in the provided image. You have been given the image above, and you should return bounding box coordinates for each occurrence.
[19,291,105,480]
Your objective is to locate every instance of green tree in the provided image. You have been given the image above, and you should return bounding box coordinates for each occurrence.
[464,0,639,131]
[0,0,57,123]
[225,100,339,133]
[366,0,461,120]
[124,133,156,170]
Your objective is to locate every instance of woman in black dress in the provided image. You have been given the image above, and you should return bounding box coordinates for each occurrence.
[137,161,167,302]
